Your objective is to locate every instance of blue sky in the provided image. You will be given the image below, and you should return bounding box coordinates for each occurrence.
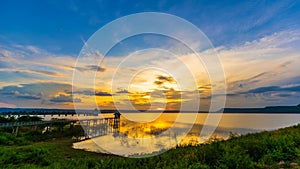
[1,0,299,55]
[0,1,300,109]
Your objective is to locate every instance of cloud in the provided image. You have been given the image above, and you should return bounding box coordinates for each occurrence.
[27,69,62,76]
[3,82,72,96]
[212,30,300,104]
[14,91,43,100]
[95,91,112,96]
[154,75,175,87]
[212,85,300,97]
[75,65,106,72]
[70,89,113,97]
[0,44,76,85]
[208,84,300,108]
[116,89,130,94]
[0,82,74,107]
[13,45,43,54]
[157,75,175,82]
[0,68,62,77]
[1,29,300,108]
[274,93,293,97]
[245,86,281,94]
[0,89,42,100]
[70,89,94,96]
[50,94,81,103]
[0,102,16,108]
[1,85,39,98]
[244,85,300,94]
[249,1,293,29]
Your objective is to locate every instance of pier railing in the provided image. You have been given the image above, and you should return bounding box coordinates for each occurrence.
[0,121,52,128]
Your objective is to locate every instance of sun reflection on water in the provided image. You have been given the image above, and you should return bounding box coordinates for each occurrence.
[73,113,300,157]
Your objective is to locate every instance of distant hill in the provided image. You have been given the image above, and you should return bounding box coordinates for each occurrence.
[0,108,76,115]
[223,104,300,113]
[1,104,300,114]
[0,108,117,115]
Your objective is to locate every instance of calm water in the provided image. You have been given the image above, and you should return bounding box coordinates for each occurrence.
[69,113,300,157]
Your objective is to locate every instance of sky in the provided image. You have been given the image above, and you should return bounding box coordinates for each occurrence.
[0,0,300,109]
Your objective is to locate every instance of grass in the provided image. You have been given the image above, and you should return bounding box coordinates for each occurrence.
[1,121,300,168]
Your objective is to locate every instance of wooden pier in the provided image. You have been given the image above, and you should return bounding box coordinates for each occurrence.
[0,117,120,138]
[81,117,120,138]
[0,109,119,117]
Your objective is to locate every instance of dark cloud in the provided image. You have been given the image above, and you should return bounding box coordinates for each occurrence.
[0,83,72,96]
[95,91,112,96]
[1,90,43,100]
[154,81,163,86]
[154,75,175,87]
[286,85,300,92]
[116,89,130,94]
[70,89,94,96]
[87,65,106,72]
[0,82,73,106]
[245,86,281,94]
[70,89,112,96]
[50,94,81,103]
[0,86,43,100]
[75,65,106,72]
[243,85,300,94]
[226,93,239,97]
[157,75,174,82]
[205,85,300,100]
[274,93,293,97]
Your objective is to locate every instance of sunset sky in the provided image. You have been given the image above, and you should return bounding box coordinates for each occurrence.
[0,1,300,109]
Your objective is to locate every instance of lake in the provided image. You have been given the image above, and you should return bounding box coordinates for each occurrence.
[70,113,300,157]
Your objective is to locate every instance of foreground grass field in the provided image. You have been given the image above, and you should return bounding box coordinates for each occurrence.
[1,122,300,168]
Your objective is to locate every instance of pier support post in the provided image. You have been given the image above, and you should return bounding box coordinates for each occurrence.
[15,126,19,136]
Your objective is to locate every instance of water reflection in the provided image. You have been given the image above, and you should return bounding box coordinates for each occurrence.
[10,112,300,157]
[72,113,300,157]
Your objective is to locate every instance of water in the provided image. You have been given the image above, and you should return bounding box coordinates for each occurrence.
[71,113,300,157]
[5,113,300,156]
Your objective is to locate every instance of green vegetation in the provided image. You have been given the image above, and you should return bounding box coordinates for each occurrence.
[0,115,43,123]
[1,116,300,168]
[0,116,84,144]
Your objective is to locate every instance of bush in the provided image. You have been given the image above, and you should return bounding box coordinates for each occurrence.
[0,146,50,167]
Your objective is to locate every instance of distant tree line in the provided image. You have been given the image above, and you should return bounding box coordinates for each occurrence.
[0,115,43,123]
